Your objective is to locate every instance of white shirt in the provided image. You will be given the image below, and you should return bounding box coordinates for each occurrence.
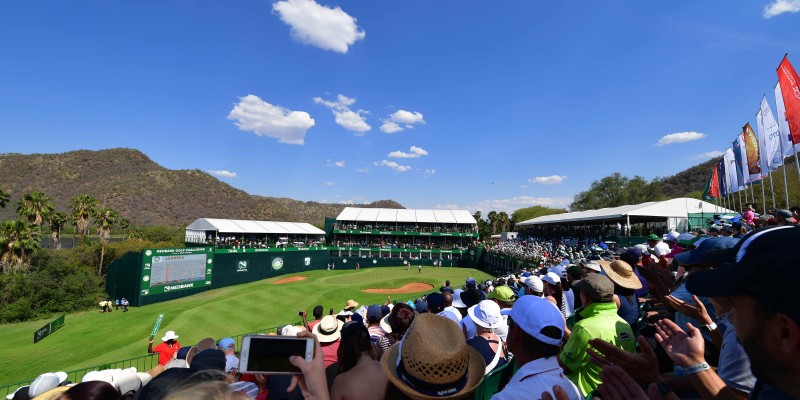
[492,357,584,400]
[443,306,463,321]
[438,309,462,324]
[564,290,575,316]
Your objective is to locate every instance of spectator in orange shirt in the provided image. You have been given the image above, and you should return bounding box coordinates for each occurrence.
[148,330,181,366]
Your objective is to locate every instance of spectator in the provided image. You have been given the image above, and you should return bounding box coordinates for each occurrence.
[366,304,387,343]
[376,303,416,357]
[313,315,344,368]
[487,285,516,341]
[599,260,642,327]
[309,305,324,329]
[774,209,796,225]
[427,292,460,323]
[148,331,181,366]
[521,275,544,298]
[742,204,756,225]
[617,248,649,298]
[217,338,239,373]
[543,272,571,319]
[647,234,671,268]
[440,280,454,294]
[459,289,482,340]
[493,295,582,400]
[442,291,462,322]
[559,274,636,396]
[467,300,509,374]
[331,322,387,400]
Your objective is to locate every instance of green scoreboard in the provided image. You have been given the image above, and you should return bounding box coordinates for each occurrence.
[140,247,214,296]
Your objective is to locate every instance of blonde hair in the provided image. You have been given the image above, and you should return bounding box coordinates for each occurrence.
[164,381,247,400]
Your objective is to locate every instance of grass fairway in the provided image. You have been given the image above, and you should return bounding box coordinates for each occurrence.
[0,266,491,385]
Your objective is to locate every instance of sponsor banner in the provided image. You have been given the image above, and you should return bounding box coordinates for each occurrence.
[34,315,65,344]
[777,56,800,145]
[330,247,465,254]
[757,95,785,170]
[332,230,478,237]
[140,247,214,296]
[742,123,764,181]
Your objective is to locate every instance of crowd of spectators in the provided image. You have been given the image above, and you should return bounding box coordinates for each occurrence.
[9,216,800,400]
[333,223,477,234]
[485,237,603,264]
[333,238,473,251]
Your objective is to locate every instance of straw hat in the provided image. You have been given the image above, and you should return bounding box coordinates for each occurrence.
[344,299,359,310]
[312,315,343,343]
[381,314,485,400]
[599,260,642,290]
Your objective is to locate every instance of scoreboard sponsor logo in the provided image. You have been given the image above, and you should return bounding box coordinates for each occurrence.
[237,260,248,272]
[272,257,284,270]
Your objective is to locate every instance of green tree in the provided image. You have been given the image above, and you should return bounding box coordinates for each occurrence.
[119,218,131,239]
[487,211,498,234]
[498,211,510,232]
[511,206,567,226]
[0,189,9,209]
[95,207,119,275]
[48,211,68,249]
[0,220,41,272]
[70,194,98,243]
[570,173,665,211]
[16,191,55,228]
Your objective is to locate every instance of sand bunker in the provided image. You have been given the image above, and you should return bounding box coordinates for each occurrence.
[272,276,309,285]
[362,282,434,294]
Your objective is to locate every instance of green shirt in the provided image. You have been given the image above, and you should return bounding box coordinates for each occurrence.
[559,302,636,396]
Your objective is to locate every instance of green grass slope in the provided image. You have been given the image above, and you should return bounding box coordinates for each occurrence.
[0,266,492,384]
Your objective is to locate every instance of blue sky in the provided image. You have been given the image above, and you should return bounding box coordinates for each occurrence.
[1,1,799,214]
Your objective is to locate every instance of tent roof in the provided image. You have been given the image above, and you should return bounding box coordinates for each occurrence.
[186,218,325,235]
[516,198,736,226]
[336,207,477,224]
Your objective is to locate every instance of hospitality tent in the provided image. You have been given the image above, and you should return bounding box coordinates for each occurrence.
[185,218,325,244]
[515,198,736,233]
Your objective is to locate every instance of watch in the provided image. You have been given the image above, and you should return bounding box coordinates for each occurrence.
[701,322,717,333]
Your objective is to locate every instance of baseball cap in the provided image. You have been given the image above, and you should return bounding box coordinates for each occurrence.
[367,304,383,323]
[541,272,561,286]
[217,338,235,351]
[452,289,467,308]
[674,237,739,265]
[488,285,515,303]
[426,292,445,312]
[466,277,477,288]
[677,232,696,246]
[523,276,543,294]
[647,234,660,241]
[579,274,614,303]
[28,372,67,397]
[664,231,680,242]
[686,226,800,323]
[414,300,428,313]
[501,295,564,346]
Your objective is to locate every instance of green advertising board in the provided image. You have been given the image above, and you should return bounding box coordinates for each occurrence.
[140,247,214,297]
[332,229,478,237]
[34,315,65,344]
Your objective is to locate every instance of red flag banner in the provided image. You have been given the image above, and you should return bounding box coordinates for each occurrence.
[777,55,800,144]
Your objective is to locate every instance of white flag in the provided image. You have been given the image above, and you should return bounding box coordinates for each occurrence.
[775,83,798,157]
[724,147,739,193]
[757,95,784,170]
[736,134,751,184]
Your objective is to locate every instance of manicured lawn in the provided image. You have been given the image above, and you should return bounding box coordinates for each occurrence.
[0,266,491,386]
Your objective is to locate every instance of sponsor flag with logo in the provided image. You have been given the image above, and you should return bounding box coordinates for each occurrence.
[757,95,785,170]
[777,55,800,145]
[732,135,749,185]
[724,148,739,193]
[702,165,720,202]
[775,82,799,156]
[742,123,764,181]
[716,158,727,197]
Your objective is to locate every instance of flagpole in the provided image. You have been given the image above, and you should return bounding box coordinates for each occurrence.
[769,170,776,210]
[760,178,767,215]
[738,187,743,212]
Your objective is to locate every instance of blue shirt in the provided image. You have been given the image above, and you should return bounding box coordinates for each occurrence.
[717,316,755,394]
[671,283,717,341]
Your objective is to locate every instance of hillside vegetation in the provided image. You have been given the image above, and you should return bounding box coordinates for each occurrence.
[0,149,402,227]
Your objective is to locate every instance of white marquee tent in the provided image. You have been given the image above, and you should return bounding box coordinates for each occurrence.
[185,218,325,244]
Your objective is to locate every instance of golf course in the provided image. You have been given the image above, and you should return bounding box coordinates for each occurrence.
[0,266,492,386]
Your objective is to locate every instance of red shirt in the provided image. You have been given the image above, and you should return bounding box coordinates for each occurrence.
[154,341,181,365]
[320,340,340,368]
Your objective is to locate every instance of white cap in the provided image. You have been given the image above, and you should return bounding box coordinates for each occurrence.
[501,295,564,346]
[468,300,503,329]
[542,272,561,286]
[523,276,543,294]
[28,372,67,397]
[549,265,568,279]
[452,289,467,308]
[665,231,680,242]
[583,261,602,272]
[634,243,650,256]
[281,325,302,337]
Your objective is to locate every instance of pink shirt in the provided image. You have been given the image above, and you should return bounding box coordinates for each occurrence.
[321,340,340,368]
[743,210,755,224]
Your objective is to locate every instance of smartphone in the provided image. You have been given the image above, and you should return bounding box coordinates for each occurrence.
[239,335,314,374]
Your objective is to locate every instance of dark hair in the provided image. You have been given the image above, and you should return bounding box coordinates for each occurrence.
[338,322,376,373]
[61,381,120,400]
[442,292,453,307]
[445,280,450,286]
[520,327,561,358]
[313,305,324,319]
[461,289,481,308]
[545,280,563,311]
[619,252,638,268]
[388,303,415,341]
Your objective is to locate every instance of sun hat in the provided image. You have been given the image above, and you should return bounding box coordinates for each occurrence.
[487,285,515,303]
[218,337,235,351]
[582,260,602,272]
[196,337,215,352]
[541,272,561,286]
[111,370,142,395]
[380,313,393,333]
[380,314,485,400]
[598,260,642,290]
[344,299,359,310]
[161,331,179,342]
[28,372,67,397]
[686,226,800,322]
[468,301,503,329]
[281,325,302,337]
[500,295,564,346]
[674,237,739,266]
[313,315,343,343]
[579,274,615,303]
[452,289,467,308]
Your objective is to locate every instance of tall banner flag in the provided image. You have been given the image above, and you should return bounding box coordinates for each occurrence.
[702,166,720,202]
[777,55,800,145]
[757,95,785,170]
[732,135,749,185]
[742,123,764,181]
[724,148,739,193]
[775,83,798,156]
[717,158,727,197]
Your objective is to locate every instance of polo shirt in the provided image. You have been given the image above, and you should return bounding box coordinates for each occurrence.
[153,341,181,366]
[225,354,240,372]
[491,357,583,400]
[320,340,340,368]
[559,302,636,396]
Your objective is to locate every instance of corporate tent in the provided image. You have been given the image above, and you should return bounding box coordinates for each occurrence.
[185,218,325,245]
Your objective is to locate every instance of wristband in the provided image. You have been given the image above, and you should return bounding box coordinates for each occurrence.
[674,362,710,377]
[701,322,717,333]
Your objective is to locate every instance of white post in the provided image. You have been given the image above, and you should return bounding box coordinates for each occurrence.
[769,170,777,210]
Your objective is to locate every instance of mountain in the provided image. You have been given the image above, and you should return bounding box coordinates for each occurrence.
[659,158,718,198]
[0,148,403,227]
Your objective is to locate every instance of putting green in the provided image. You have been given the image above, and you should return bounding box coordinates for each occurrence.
[0,266,492,385]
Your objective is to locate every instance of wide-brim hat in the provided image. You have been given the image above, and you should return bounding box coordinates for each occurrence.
[467,301,503,329]
[452,289,467,308]
[598,260,642,290]
[161,331,179,342]
[312,315,343,343]
[380,314,485,400]
[380,313,393,333]
[344,299,359,310]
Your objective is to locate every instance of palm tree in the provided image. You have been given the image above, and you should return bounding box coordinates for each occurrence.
[0,189,9,209]
[498,212,509,232]
[16,191,55,229]
[48,211,68,249]
[70,195,98,244]
[0,220,41,272]
[96,207,118,275]
[487,211,498,234]
[119,218,131,240]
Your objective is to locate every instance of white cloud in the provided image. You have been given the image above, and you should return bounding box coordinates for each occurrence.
[314,94,371,134]
[324,181,334,186]
[356,167,369,173]
[338,196,370,205]
[227,94,315,145]
[655,131,706,146]
[764,0,800,17]
[374,160,412,172]
[692,150,725,159]
[272,0,365,53]
[424,169,436,176]
[529,175,567,185]
[380,110,425,133]
[334,160,345,167]
[437,196,573,214]
[208,170,237,178]
[388,146,428,158]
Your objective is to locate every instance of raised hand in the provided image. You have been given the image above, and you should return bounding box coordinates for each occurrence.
[654,319,705,368]
[588,336,660,384]
[597,365,651,400]
[664,295,712,325]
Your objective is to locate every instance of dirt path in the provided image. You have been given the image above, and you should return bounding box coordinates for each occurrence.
[362,282,433,294]
[272,276,309,285]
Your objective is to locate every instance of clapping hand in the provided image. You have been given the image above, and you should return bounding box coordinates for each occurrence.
[588,336,660,384]
[654,319,705,368]
[664,295,712,325]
